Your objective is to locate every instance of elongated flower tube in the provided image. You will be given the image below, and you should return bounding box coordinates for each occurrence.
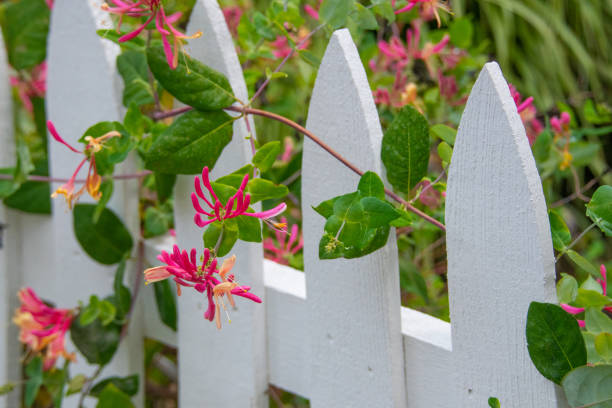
[102,0,202,69]
[47,121,118,209]
[192,166,287,228]
[13,288,75,370]
[144,246,261,326]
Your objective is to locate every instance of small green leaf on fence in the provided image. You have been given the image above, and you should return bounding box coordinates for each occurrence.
[145,110,234,175]
[575,289,612,307]
[70,314,121,366]
[526,302,586,384]
[91,375,139,397]
[487,397,501,408]
[252,141,281,172]
[24,356,43,407]
[117,50,155,107]
[3,180,51,214]
[153,279,177,332]
[430,124,457,146]
[147,45,236,110]
[79,121,134,176]
[586,185,612,236]
[566,249,600,278]
[74,204,133,265]
[236,215,262,243]
[562,365,612,408]
[204,220,239,257]
[80,295,101,326]
[246,178,288,203]
[66,374,87,396]
[549,210,571,251]
[585,307,612,334]
[382,106,430,193]
[96,383,135,408]
[99,300,117,326]
[557,274,578,304]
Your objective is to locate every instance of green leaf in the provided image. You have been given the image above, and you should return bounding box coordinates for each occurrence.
[381,106,430,193]
[582,276,603,294]
[1,0,49,70]
[595,333,612,362]
[154,173,176,203]
[96,383,135,408]
[352,3,378,30]
[66,374,87,396]
[24,356,43,407]
[153,279,177,331]
[91,375,139,397]
[113,260,131,319]
[361,197,400,227]
[567,249,601,278]
[145,110,234,175]
[575,289,612,307]
[583,99,612,125]
[147,45,236,110]
[79,122,134,176]
[70,314,121,366]
[43,367,67,408]
[357,171,385,200]
[562,365,612,408]
[549,210,571,251]
[319,0,354,28]
[99,300,117,326]
[488,397,501,408]
[117,50,155,107]
[526,302,586,384]
[252,141,281,172]
[80,295,101,326]
[93,180,114,223]
[73,204,133,265]
[557,274,578,304]
[449,17,473,48]
[430,124,456,146]
[204,220,239,257]
[372,0,395,22]
[3,181,51,214]
[585,308,612,334]
[144,206,171,238]
[437,142,453,168]
[235,215,262,243]
[252,11,276,40]
[0,168,18,198]
[583,332,600,364]
[246,178,288,203]
[0,382,15,396]
[586,186,612,237]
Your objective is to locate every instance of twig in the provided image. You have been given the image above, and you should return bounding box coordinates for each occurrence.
[0,171,152,184]
[570,166,589,202]
[551,167,610,208]
[120,240,145,340]
[555,222,598,262]
[147,30,161,111]
[268,385,286,408]
[77,365,104,408]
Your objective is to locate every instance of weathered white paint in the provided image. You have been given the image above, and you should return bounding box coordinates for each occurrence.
[171,1,267,406]
[46,1,143,406]
[0,30,21,408]
[302,29,407,407]
[446,62,564,407]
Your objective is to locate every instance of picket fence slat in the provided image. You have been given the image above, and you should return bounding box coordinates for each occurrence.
[168,0,267,406]
[302,29,407,407]
[46,1,143,406]
[446,62,566,407]
[0,1,573,406]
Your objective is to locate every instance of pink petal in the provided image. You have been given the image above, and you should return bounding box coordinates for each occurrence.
[47,121,81,153]
[243,202,287,219]
[560,304,585,315]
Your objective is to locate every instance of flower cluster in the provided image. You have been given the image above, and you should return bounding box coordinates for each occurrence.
[264,217,303,265]
[102,0,202,69]
[47,121,119,209]
[144,246,261,329]
[191,166,286,228]
[9,62,47,114]
[509,84,543,146]
[561,265,611,327]
[392,0,451,27]
[550,112,572,170]
[13,288,75,370]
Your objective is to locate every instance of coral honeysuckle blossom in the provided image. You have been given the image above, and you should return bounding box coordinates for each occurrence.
[47,121,119,209]
[102,0,202,69]
[9,61,46,114]
[264,217,303,266]
[508,84,543,146]
[191,166,287,228]
[144,246,262,329]
[550,112,573,170]
[13,288,75,370]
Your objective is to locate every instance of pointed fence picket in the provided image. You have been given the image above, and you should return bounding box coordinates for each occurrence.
[0,1,570,407]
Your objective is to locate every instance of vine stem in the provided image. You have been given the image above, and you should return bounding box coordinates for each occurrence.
[555,222,598,262]
[0,171,152,184]
[226,106,446,231]
[151,107,446,231]
[77,364,104,408]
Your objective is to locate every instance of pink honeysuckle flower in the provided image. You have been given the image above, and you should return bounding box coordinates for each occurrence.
[264,217,303,265]
[222,6,242,36]
[191,166,287,228]
[509,84,543,146]
[9,61,47,113]
[144,246,261,327]
[13,288,75,370]
[101,0,202,69]
[280,136,295,163]
[45,0,53,8]
[561,265,611,327]
[392,0,451,27]
[47,121,119,209]
[550,111,571,136]
[304,4,319,20]
[269,29,311,60]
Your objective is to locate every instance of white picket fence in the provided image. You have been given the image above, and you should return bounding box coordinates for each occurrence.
[0,0,569,407]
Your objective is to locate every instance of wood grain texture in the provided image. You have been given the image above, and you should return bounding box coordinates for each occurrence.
[172,1,267,406]
[302,29,407,408]
[0,30,21,408]
[446,62,565,407]
[46,1,143,406]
